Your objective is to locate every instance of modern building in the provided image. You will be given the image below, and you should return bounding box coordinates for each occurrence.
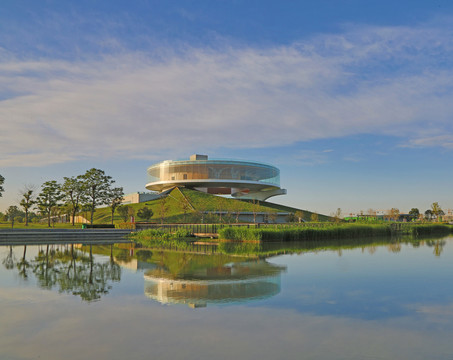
[146,154,287,201]
[122,192,160,204]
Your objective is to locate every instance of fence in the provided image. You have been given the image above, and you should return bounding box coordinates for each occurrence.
[134,223,261,234]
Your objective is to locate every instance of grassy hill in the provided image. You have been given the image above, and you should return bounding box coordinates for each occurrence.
[89,187,330,224]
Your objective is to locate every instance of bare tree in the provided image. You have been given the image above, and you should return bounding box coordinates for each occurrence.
[251,199,260,224]
[386,208,400,221]
[180,196,193,223]
[333,208,342,223]
[106,187,124,225]
[230,200,242,224]
[157,196,169,224]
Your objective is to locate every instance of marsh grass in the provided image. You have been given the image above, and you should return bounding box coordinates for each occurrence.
[219,223,453,242]
[129,228,194,250]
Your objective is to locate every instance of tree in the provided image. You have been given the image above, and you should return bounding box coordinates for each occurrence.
[268,211,278,224]
[180,196,193,223]
[62,176,86,226]
[425,209,433,221]
[157,196,169,224]
[310,212,318,222]
[333,208,342,223]
[0,174,4,197]
[127,206,136,222]
[80,168,115,225]
[137,207,153,221]
[409,208,420,221]
[117,205,131,222]
[385,208,399,221]
[37,181,63,227]
[6,205,20,228]
[251,199,260,224]
[230,200,242,224]
[390,208,400,221]
[294,210,304,223]
[438,209,445,222]
[19,185,36,226]
[431,202,442,222]
[106,187,124,225]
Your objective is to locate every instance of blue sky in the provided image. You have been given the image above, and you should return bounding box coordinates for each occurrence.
[1,0,453,216]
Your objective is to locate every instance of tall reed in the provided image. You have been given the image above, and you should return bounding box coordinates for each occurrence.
[218,224,452,242]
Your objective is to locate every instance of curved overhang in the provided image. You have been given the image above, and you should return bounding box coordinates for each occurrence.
[145,179,279,192]
[145,155,286,201]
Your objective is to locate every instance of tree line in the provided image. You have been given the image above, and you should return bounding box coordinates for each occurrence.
[0,168,124,227]
[348,202,447,222]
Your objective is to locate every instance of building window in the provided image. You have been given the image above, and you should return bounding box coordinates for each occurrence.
[183,174,188,180]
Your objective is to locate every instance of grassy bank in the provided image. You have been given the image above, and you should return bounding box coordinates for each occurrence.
[218,223,453,242]
[129,228,195,250]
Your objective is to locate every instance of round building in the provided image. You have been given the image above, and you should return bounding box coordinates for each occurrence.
[146,154,286,201]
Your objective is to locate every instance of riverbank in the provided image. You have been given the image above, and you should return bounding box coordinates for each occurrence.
[0,228,132,244]
[129,223,453,255]
[218,223,452,241]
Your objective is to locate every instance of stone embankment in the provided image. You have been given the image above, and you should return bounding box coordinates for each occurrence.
[0,228,132,245]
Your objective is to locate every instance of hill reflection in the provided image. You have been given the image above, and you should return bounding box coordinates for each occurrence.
[144,259,286,307]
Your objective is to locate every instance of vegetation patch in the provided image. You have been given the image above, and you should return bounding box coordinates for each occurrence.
[130,228,195,250]
[218,223,453,242]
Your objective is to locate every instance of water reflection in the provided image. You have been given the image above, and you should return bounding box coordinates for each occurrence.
[2,236,453,360]
[2,244,121,302]
[0,235,449,307]
[144,259,285,307]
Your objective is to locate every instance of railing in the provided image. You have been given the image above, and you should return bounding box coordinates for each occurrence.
[134,223,261,234]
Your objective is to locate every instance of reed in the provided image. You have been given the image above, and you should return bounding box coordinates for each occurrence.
[218,223,452,242]
[130,228,193,250]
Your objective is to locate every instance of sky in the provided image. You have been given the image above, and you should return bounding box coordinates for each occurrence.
[1,0,453,216]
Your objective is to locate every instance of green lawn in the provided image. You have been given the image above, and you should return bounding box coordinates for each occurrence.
[1,187,331,228]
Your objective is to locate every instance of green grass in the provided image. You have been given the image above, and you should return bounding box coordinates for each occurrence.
[218,223,453,242]
[87,187,331,225]
[2,187,331,228]
[0,222,80,229]
[129,228,195,250]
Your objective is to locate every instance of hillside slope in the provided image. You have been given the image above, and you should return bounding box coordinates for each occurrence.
[89,187,330,224]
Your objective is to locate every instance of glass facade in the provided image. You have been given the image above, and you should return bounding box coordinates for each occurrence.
[147,159,280,187]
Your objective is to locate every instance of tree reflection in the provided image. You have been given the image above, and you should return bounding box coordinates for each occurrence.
[17,245,31,280]
[2,244,121,302]
[426,240,446,257]
[2,246,15,270]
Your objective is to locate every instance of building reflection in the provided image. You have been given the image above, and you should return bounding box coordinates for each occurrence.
[144,260,286,308]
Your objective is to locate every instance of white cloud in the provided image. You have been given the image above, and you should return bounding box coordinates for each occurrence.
[1,20,453,167]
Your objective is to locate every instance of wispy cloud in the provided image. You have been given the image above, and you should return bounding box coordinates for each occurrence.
[1,19,453,166]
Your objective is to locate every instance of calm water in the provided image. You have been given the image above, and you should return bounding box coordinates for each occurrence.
[1,236,453,359]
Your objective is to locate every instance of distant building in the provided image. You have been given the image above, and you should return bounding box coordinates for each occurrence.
[145,154,287,201]
[122,192,160,204]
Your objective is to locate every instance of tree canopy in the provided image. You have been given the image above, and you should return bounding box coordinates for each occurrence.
[19,186,36,226]
[80,168,116,224]
[37,181,64,227]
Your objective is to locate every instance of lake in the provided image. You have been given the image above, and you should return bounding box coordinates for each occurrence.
[1,236,453,359]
